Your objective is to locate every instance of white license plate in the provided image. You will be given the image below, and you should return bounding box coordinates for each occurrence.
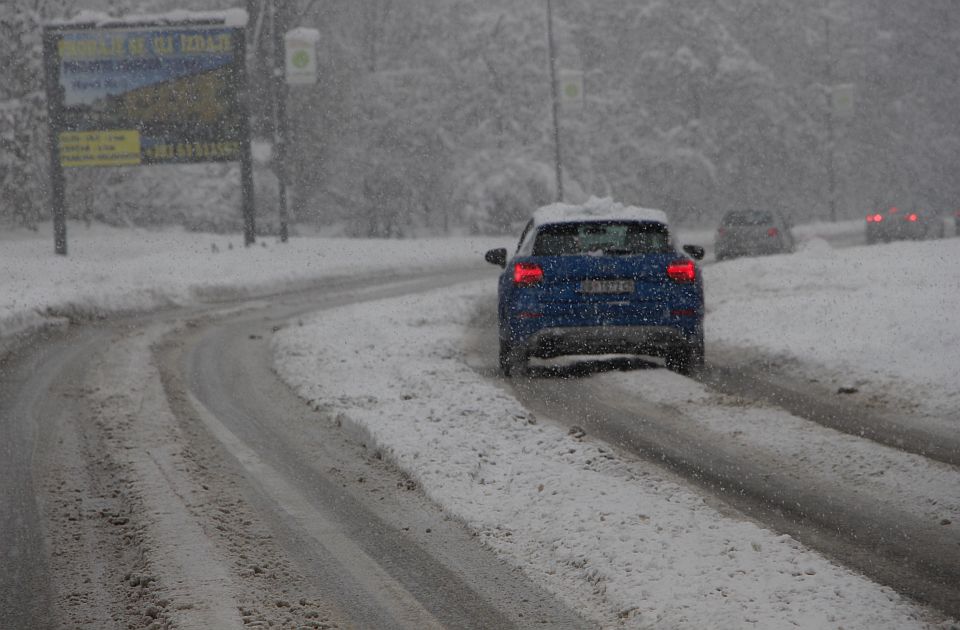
[579,279,635,294]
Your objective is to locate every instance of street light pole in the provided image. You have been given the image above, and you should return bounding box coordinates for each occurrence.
[272,0,290,242]
[824,15,837,223]
[546,0,564,202]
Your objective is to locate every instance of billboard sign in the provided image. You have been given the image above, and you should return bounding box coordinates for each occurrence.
[45,21,248,167]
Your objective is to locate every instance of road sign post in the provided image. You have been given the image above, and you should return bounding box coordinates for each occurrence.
[273,26,319,243]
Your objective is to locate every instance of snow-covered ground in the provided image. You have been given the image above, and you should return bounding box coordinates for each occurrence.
[0,223,503,338]
[706,235,960,423]
[2,221,958,628]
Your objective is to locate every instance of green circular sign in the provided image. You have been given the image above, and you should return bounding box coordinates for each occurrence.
[291,50,310,69]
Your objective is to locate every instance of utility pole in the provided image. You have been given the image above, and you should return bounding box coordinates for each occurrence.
[546,0,564,202]
[272,0,290,242]
[824,15,837,222]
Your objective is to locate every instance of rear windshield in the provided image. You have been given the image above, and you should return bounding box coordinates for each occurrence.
[722,210,774,226]
[532,221,670,256]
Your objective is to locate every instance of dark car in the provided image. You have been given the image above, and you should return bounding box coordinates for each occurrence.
[714,209,794,260]
[484,199,705,377]
[865,206,944,244]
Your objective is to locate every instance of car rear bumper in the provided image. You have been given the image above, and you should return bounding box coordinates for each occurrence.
[867,222,928,241]
[524,325,689,359]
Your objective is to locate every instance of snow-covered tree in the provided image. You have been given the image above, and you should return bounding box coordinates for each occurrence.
[2,0,957,233]
[0,3,48,227]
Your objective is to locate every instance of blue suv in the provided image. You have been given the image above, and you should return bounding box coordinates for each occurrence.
[485,199,705,376]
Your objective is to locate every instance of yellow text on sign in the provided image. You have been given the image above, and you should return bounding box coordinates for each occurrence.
[59,130,142,168]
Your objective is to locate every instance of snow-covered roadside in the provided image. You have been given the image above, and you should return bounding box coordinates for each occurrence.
[271,279,954,629]
[0,222,502,339]
[705,236,960,423]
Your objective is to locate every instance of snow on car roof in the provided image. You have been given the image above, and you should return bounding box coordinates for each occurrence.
[533,197,669,227]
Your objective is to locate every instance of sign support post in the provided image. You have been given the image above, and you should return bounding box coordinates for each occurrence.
[238,28,256,246]
[278,24,319,243]
[42,30,67,255]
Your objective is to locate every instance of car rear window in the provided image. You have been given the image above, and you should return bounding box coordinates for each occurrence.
[532,221,670,256]
[722,210,774,226]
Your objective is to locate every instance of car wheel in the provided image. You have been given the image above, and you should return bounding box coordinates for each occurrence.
[499,339,512,375]
[499,339,529,377]
[665,338,703,376]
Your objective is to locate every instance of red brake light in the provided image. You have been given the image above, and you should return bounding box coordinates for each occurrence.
[889,207,899,214]
[767,227,779,237]
[513,262,544,286]
[906,213,918,222]
[667,259,696,283]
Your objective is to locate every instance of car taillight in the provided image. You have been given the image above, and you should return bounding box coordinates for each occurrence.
[906,213,918,222]
[513,262,544,286]
[867,213,884,223]
[767,227,779,237]
[667,260,696,283]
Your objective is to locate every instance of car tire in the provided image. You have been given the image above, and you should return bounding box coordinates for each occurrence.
[665,338,704,376]
[499,339,512,375]
[500,339,529,377]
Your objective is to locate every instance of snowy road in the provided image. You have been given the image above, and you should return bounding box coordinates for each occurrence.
[0,327,105,627]
[167,271,588,628]
[0,270,588,629]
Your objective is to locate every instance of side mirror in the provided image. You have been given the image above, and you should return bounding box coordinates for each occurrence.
[485,248,508,268]
[682,244,705,261]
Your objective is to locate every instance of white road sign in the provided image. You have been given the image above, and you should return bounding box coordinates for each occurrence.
[832,83,855,120]
[559,69,584,111]
[284,28,319,85]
